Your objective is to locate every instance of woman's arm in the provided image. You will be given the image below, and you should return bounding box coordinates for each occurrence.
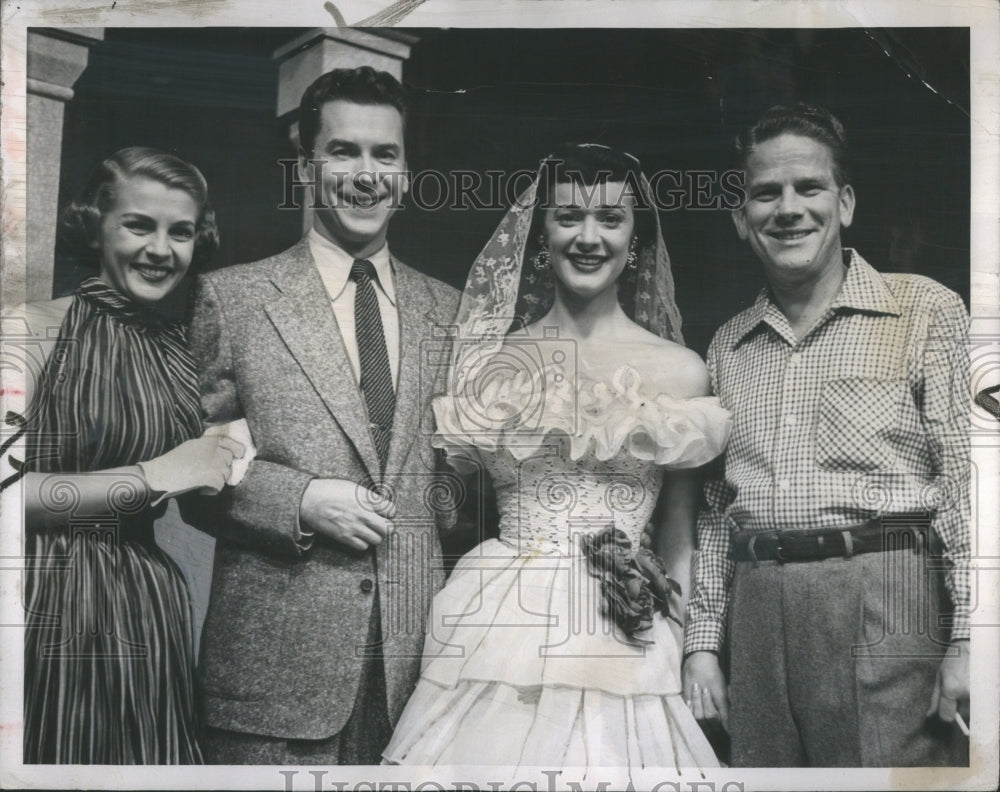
[655,466,701,628]
[12,301,154,529]
[22,432,243,532]
[652,343,712,616]
[23,467,149,531]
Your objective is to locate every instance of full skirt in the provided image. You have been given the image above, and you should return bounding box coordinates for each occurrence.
[384,539,718,770]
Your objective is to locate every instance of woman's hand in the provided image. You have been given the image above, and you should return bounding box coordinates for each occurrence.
[139,434,245,503]
[25,434,244,529]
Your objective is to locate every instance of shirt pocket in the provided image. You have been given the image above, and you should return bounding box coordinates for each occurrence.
[815,377,910,472]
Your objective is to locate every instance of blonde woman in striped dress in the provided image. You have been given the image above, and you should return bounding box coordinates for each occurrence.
[16,148,242,764]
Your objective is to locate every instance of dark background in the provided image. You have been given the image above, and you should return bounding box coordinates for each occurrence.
[56,27,970,357]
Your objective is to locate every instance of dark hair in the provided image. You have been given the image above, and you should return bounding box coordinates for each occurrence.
[734,103,851,186]
[298,65,407,157]
[57,146,219,271]
[532,142,654,252]
[515,143,654,328]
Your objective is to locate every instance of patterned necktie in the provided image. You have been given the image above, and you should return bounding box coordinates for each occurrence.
[350,259,395,473]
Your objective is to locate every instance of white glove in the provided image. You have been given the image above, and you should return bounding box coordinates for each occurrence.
[138,434,245,505]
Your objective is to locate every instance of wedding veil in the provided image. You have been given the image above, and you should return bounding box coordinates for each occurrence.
[447,145,685,395]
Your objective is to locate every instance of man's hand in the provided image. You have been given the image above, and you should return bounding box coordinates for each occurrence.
[300,478,396,551]
[682,650,730,731]
[927,640,970,724]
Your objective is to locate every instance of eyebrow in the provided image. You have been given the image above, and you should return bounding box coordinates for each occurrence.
[749,173,831,187]
[554,204,631,212]
[556,202,627,207]
[119,212,195,226]
[322,139,401,153]
[323,139,357,152]
[118,212,156,223]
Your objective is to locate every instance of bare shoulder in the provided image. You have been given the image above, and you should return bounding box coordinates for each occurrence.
[657,343,711,398]
[629,329,710,398]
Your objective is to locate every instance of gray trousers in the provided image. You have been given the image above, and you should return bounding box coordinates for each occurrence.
[728,542,967,767]
[202,593,391,765]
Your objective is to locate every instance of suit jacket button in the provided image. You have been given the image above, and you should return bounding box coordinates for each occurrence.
[360,578,374,593]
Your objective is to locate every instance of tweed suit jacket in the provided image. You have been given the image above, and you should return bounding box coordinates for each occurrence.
[187,239,461,740]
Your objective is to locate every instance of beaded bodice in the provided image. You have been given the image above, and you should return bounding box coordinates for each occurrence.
[433,356,732,555]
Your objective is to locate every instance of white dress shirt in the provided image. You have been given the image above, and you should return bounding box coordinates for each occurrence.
[307,228,400,390]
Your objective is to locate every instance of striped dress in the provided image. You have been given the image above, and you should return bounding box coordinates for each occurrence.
[23,278,204,764]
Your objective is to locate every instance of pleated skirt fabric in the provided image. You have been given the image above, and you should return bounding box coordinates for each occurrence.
[23,527,202,764]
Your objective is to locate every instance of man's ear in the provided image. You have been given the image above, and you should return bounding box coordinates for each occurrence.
[732,208,749,240]
[839,184,856,229]
[296,148,308,180]
[398,161,409,197]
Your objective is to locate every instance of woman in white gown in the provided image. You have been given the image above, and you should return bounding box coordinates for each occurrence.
[383,144,731,771]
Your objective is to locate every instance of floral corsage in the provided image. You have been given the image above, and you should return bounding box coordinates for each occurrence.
[581,525,682,645]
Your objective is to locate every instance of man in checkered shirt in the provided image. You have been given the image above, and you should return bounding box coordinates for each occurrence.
[681,103,971,766]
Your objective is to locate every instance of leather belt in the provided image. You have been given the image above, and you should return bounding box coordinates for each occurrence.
[731,513,934,564]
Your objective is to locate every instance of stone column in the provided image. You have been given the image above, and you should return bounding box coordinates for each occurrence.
[26,28,103,302]
[273,28,419,235]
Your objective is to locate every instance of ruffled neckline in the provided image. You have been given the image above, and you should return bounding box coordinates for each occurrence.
[433,362,731,468]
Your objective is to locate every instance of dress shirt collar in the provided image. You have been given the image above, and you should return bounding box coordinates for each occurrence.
[307,228,397,305]
[829,249,901,316]
[730,248,901,348]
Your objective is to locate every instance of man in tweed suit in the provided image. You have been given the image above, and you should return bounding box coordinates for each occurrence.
[188,66,460,764]
[682,103,971,766]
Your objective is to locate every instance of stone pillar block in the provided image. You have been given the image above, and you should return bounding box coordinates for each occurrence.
[26,28,103,302]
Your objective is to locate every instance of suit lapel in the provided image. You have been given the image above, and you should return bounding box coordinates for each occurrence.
[263,244,381,480]
[384,261,443,481]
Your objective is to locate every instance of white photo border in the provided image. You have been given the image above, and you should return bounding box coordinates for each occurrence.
[1,1,997,790]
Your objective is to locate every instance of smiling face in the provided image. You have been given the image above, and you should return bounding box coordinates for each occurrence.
[734,133,855,284]
[302,100,407,258]
[96,175,199,304]
[544,179,636,302]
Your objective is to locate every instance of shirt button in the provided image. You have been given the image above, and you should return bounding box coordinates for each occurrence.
[360,578,374,593]
[788,354,800,367]
[777,478,790,491]
[785,414,798,426]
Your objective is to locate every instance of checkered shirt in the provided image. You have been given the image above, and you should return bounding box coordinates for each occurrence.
[684,250,972,655]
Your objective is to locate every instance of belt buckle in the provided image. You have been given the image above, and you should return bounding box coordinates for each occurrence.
[774,534,789,563]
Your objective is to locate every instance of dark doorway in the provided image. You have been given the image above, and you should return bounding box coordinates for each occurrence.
[54,27,970,356]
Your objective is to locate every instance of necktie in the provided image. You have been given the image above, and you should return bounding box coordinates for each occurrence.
[350,259,395,473]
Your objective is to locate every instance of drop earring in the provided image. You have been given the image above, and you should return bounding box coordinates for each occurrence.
[534,234,550,269]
